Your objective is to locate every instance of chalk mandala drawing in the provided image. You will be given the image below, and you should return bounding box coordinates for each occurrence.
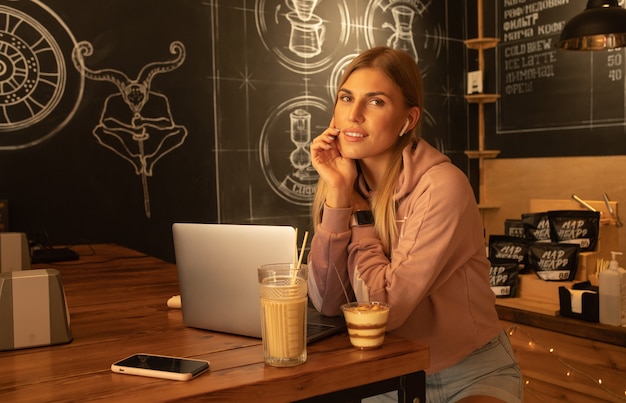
[0,0,83,150]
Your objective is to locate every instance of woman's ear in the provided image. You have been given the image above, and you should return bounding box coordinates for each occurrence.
[403,106,422,133]
[408,107,421,130]
[400,107,421,136]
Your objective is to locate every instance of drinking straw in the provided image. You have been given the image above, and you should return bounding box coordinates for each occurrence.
[333,263,351,304]
[293,228,299,269]
[296,231,308,270]
[292,230,308,284]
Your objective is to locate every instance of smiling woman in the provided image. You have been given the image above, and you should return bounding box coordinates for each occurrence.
[332,67,419,176]
[307,46,523,403]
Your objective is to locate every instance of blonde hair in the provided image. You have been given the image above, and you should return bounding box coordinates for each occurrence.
[312,46,424,255]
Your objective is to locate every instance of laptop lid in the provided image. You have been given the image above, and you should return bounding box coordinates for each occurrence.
[172,223,295,338]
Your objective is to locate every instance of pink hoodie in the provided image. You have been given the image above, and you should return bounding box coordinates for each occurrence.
[308,140,502,374]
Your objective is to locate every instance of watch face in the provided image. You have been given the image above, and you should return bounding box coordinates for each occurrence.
[355,210,374,225]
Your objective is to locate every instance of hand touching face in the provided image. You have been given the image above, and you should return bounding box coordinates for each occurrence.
[310,116,357,194]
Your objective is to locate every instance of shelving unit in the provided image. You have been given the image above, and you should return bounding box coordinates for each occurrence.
[464,0,500,209]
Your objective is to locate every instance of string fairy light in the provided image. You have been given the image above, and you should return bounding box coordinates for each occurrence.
[507,326,626,401]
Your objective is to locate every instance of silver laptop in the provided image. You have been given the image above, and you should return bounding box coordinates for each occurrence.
[172,223,345,342]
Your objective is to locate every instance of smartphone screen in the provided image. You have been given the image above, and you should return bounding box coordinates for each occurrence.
[111,354,209,381]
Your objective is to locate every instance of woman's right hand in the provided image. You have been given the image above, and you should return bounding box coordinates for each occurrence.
[310,117,357,208]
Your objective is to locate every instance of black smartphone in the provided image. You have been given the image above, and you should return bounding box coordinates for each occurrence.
[111,353,209,381]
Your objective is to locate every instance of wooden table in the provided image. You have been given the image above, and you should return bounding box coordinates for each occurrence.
[0,244,429,402]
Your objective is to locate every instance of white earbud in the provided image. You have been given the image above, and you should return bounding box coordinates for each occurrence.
[399,119,410,137]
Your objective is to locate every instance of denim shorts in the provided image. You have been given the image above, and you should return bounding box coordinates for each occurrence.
[363,329,522,403]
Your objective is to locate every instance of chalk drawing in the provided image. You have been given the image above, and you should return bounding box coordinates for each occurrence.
[0,1,83,150]
[72,40,188,218]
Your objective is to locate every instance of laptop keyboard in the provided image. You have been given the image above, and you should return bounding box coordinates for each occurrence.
[306,322,342,344]
[307,322,334,337]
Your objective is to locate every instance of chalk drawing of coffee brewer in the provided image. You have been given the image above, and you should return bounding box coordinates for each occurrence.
[72,41,188,218]
[285,0,325,58]
[287,108,315,182]
[382,5,418,62]
[260,96,328,206]
[365,0,444,76]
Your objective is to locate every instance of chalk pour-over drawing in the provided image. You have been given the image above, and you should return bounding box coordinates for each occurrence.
[71,41,187,218]
[255,0,350,74]
[364,0,444,76]
[0,1,83,150]
[381,4,419,61]
[285,0,325,58]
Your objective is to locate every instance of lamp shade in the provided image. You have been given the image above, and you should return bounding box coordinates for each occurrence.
[557,0,626,50]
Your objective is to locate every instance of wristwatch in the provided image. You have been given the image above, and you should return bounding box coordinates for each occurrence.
[350,210,374,227]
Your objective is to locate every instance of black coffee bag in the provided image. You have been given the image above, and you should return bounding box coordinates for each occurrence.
[504,219,525,238]
[521,212,551,243]
[488,260,519,298]
[488,235,530,273]
[548,210,600,252]
[527,243,580,281]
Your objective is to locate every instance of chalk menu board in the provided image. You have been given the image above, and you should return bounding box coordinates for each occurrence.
[493,1,626,157]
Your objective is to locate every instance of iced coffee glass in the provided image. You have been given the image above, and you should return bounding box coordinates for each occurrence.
[258,263,307,367]
[341,302,390,350]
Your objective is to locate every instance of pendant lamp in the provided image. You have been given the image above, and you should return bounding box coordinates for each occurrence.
[557,0,626,50]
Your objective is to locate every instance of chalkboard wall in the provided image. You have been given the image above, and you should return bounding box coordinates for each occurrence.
[17,1,623,262]
[0,0,217,261]
[0,0,474,262]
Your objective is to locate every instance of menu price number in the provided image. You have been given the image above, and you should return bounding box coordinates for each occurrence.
[607,50,623,81]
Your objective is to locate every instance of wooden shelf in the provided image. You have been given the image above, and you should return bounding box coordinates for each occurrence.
[464,37,500,50]
[496,304,626,347]
[465,0,499,212]
[464,149,500,159]
[478,204,500,211]
[465,93,500,104]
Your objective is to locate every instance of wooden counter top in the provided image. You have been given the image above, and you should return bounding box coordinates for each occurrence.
[0,244,429,402]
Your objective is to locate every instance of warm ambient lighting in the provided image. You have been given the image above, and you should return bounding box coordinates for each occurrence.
[557,0,626,50]
[507,326,626,400]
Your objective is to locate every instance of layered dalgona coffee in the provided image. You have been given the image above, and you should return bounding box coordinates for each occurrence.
[341,302,390,350]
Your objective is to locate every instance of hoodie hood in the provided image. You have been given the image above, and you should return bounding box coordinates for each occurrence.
[395,139,450,200]
[356,139,450,201]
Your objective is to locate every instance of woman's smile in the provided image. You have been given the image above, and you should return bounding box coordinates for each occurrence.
[343,129,367,140]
